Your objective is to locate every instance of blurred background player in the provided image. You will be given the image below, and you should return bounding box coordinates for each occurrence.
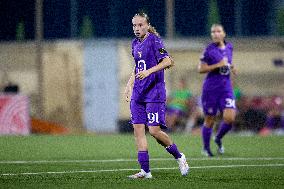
[198,24,237,157]
[124,12,189,179]
[184,96,205,134]
[166,78,192,132]
[260,96,284,135]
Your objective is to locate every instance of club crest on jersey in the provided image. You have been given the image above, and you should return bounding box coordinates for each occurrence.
[138,51,142,58]
[159,48,167,55]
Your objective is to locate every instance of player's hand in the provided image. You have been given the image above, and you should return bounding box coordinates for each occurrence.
[124,86,132,102]
[231,65,237,76]
[136,70,151,80]
[217,60,228,68]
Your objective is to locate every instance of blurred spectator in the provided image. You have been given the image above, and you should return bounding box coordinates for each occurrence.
[260,96,284,135]
[165,77,284,135]
[184,96,204,134]
[166,78,192,132]
[233,84,242,102]
[242,97,267,132]
[234,94,284,134]
[232,81,243,131]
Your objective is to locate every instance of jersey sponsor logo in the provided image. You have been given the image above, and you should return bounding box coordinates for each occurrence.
[159,48,167,55]
[219,65,230,75]
[219,57,230,75]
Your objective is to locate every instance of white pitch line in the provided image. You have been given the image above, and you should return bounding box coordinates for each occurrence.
[1,164,284,176]
[0,157,284,164]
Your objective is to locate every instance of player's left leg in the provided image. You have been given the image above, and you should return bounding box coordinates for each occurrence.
[215,100,236,154]
[147,103,189,176]
[201,91,218,157]
[148,126,189,176]
[201,115,215,157]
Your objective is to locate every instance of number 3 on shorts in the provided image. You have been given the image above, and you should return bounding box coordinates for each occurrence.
[148,112,159,124]
[225,98,235,108]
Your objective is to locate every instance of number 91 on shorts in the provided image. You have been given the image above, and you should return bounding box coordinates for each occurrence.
[130,101,167,129]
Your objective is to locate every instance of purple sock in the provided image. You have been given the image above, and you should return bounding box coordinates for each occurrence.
[216,122,232,140]
[202,125,212,150]
[266,116,276,129]
[166,143,182,159]
[138,151,150,173]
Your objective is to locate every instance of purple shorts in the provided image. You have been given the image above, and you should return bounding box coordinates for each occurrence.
[202,90,235,116]
[130,100,166,129]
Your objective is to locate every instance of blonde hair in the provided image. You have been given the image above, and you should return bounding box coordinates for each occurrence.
[134,12,160,37]
[211,24,225,32]
[148,25,159,36]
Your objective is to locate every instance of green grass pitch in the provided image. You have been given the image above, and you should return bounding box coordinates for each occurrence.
[0,134,283,188]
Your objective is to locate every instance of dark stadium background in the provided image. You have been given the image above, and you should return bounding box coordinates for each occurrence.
[0,0,279,40]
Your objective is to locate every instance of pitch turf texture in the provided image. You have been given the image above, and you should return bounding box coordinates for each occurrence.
[0,134,283,188]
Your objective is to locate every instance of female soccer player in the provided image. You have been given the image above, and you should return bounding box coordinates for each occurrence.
[125,12,189,179]
[198,24,237,157]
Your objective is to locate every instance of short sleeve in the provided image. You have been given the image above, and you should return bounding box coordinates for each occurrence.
[212,50,223,63]
[200,49,210,64]
[200,47,223,65]
[227,42,233,50]
[153,37,169,63]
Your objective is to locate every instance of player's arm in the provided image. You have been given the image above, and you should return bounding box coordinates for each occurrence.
[136,56,173,80]
[230,64,237,75]
[198,59,227,74]
[125,68,135,102]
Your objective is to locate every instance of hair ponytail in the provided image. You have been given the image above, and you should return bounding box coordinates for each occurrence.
[148,25,160,37]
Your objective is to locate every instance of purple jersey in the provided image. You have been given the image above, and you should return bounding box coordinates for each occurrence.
[131,32,169,102]
[200,42,233,92]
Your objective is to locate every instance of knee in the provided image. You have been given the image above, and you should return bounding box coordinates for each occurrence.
[223,114,235,124]
[204,116,215,128]
[149,128,160,138]
[133,125,145,138]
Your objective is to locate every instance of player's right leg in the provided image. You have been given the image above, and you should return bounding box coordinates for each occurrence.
[201,92,217,157]
[201,115,215,157]
[128,101,152,179]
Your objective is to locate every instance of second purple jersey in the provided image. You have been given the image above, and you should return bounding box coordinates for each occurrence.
[200,42,233,92]
[131,33,169,102]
